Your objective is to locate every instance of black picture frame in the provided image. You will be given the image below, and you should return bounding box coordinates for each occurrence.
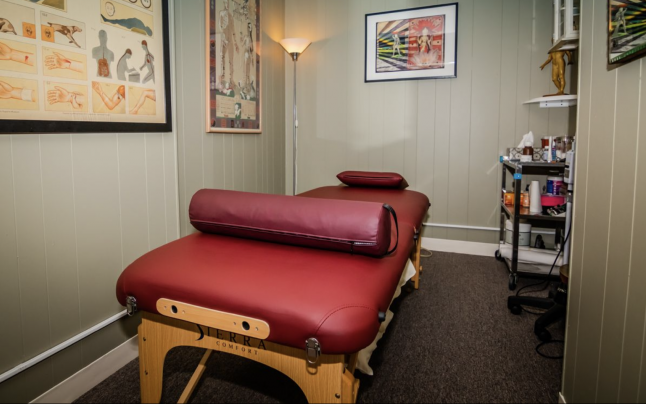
[365,3,458,83]
[608,0,646,67]
[0,0,172,134]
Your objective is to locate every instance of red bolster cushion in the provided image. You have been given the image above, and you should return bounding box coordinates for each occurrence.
[189,189,393,257]
[337,171,409,189]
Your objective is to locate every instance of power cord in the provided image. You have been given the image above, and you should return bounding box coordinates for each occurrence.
[420,248,433,258]
[512,224,571,359]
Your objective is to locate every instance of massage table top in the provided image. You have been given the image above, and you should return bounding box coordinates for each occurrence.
[117,226,415,355]
[298,186,430,231]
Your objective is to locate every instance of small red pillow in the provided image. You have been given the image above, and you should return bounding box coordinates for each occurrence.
[337,171,409,189]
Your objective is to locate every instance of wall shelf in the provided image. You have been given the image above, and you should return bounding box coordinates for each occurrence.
[523,95,577,108]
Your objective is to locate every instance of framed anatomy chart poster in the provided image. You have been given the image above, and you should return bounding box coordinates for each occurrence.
[365,3,458,83]
[0,0,172,133]
[206,0,261,134]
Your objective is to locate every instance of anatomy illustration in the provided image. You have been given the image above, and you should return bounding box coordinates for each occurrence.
[0,18,17,35]
[0,41,35,66]
[0,80,35,101]
[117,48,137,81]
[139,40,154,83]
[219,0,239,87]
[48,22,82,48]
[45,51,83,73]
[92,30,114,78]
[242,21,254,89]
[92,81,125,111]
[130,88,155,114]
[47,85,85,109]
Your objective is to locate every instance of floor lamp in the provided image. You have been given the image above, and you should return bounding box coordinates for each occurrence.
[280,38,311,196]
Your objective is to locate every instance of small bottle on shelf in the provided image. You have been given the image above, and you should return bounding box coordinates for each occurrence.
[521,141,533,162]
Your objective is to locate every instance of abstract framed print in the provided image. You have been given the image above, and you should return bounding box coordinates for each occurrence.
[0,0,172,134]
[608,0,646,66]
[365,3,458,83]
[206,0,261,134]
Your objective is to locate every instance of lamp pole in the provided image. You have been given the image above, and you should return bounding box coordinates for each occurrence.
[279,38,311,196]
[291,52,298,196]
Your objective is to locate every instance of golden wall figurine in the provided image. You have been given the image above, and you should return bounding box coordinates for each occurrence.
[540,50,573,96]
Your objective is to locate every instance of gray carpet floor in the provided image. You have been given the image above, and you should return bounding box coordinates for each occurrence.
[75,251,564,403]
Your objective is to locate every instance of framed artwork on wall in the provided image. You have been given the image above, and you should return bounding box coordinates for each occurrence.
[608,0,646,66]
[365,3,458,83]
[206,0,261,134]
[0,0,172,134]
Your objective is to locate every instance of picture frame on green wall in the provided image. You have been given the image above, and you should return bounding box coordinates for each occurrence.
[365,3,458,83]
[608,0,646,66]
[206,0,261,134]
[0,0,172,134]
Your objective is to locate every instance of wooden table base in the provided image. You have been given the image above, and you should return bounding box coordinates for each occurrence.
[138,312,360,404]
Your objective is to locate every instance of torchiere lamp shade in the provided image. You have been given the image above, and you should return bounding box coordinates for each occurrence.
[279,38,312,56]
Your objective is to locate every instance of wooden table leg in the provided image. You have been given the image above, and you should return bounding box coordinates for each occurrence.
[177,349,213,404]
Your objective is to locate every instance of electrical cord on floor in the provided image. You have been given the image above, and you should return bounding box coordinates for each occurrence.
[420,248,433,258]
[514,224,572,314]
[536,340,564,360]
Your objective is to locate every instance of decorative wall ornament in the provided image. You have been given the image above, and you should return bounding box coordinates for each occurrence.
[206,0,261,134]
[365,3,458,83]
[0,0,172,134]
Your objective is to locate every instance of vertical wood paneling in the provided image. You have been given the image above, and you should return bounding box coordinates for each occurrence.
[39,135,81,346]
[145,134,170,249]
[636,136,646,403]
[431,80,449,239]
[164,131,179,242]
[571,1,617,401]
[467,0,502,241]
[72,134,124,327]
[446,0,474,241]
[0,136,23,374]
[620,63,646,404]
[562,0,593,397]
[11,135,50,361]
[514,0,533,145]
[596,60,641,403]
[563,1,646,402]
[117,135,150,266]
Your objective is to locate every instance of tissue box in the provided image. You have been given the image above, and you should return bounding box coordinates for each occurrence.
[508,147,523,160]
[508,147,547,162]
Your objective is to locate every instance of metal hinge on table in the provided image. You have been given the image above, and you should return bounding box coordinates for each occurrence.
[126,296,138,316]
[305,338,321,365]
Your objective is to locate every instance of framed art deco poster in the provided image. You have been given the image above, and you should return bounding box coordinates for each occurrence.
[0,0,172,133]
[206,0,261,134]
[365,3,458,83]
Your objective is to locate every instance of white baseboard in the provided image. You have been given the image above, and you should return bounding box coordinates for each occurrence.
[31,336,139,404]
[421,237,499,257]
[559,392,566,404]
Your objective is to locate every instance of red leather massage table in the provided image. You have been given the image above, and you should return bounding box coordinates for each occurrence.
[116,172,430,404]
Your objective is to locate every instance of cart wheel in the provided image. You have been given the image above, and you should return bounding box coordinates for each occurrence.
[508,273,518,291]
[495,249,504,262]
[510,305,522,315]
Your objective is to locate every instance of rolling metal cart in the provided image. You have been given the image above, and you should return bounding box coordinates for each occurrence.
[497,160,567,290]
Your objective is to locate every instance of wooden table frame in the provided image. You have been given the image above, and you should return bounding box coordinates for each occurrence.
[137,237,424,403]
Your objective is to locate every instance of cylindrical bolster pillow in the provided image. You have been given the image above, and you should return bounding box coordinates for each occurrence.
[337,171,409,189]
[189,189,394,257]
